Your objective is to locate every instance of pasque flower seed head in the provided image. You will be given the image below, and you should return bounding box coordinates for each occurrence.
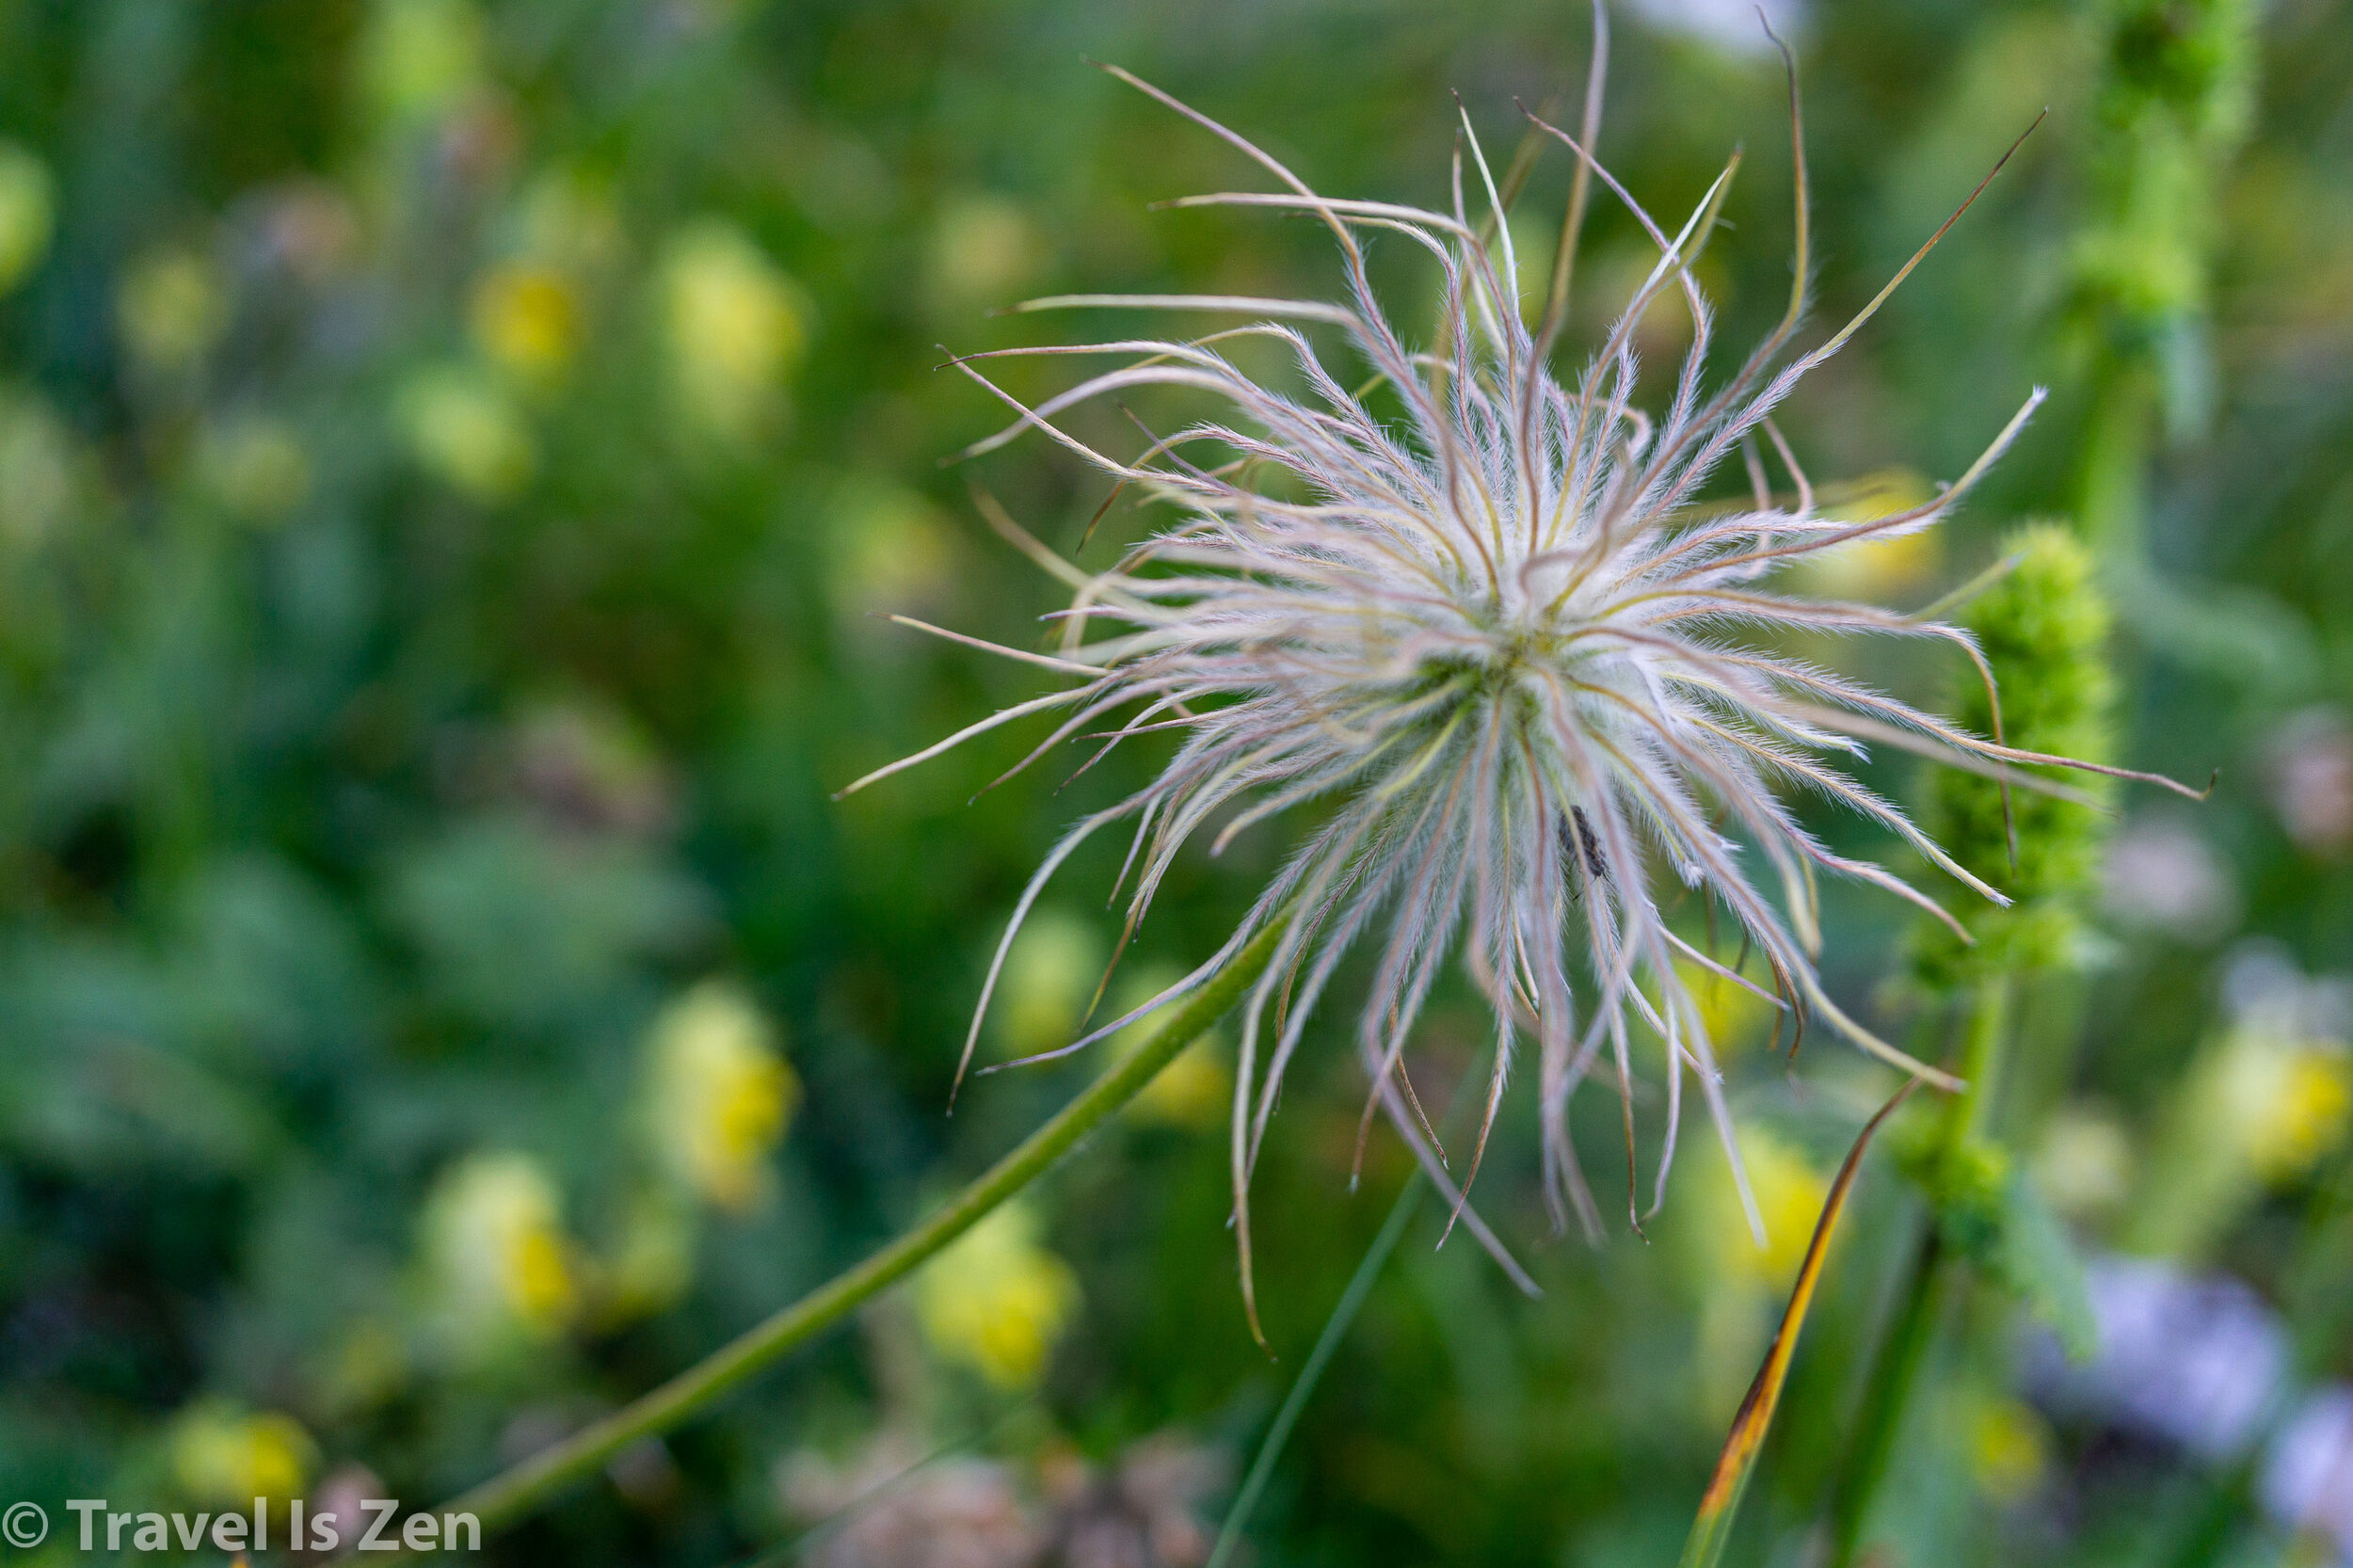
[841,36,2200,1327]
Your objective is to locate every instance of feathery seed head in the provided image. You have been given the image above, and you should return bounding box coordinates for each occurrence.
[843,43,2201,1323]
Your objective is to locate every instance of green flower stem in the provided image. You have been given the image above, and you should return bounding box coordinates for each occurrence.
[426,914,1291,1546]
[1825,971,2009,1567]
[1951,969,2013,1146]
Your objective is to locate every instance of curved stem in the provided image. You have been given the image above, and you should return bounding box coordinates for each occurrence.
[414,915,1292,1548]
[1682,1080,1919,1568]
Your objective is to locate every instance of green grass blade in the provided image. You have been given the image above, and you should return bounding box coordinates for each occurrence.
[1205,1168,1427,1568]
[1678,1080,1919,1568]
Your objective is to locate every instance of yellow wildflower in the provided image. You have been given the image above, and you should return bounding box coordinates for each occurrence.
[995,907,1103,1058]
[359,0,483,123]
[1965,1393,2051,1504]
[1673,955,1774,1061]
[2238,1039,2351,1182]
[647,981,799,1212]
[1794,469,1943,600]
[1716,1126,1828,1288]
[2130,997,2353,1258]
[1689,1125,1828,1417]
[470,263,582,381]
[0,392,78,547]
[1109,964,1230,1131]
[2033,1101,2135,1223]
[167,1401,317,1508]
[196,416,311,523]
[398,365,534,500]
[420,1151,579,1343]
[924,193,1043,316]
[914,1201,1080,1389]
[660,219,808,441]
[827,477,958,629]
[118,250,229,375]
[0,142,55,294]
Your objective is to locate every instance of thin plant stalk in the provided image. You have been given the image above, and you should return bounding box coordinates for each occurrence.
[1952,970,2013,1144]
[1208,1047,1527,1566]
[1206,1167,1428,1568]
[393,915,1291,1554]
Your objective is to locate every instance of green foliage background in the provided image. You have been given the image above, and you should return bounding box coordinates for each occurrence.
[0,1,2347,1564]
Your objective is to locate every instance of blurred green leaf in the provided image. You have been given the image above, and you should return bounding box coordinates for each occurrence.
[1986,1169,2097,1363]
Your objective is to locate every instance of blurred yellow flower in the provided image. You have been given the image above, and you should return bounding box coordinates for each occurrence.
[647,981,799,1212]
[925,193,1043,315]
[196,416,311,522]
[1793,469,1943,600]
[0,392,78,547]
[118,250,229,375]
[0,142,55,294]
[420,1151,579,1342]
[318,1320,408,1417]
[2034,1100,2135,1223]
[996,907,1104,1058]
[1965,1392,2051,1504]
[828,475,955,645]
[1109,964,1231,1131]
[1717,1126,1827,1288]
[2131,1006,2353,1258]
[2236,1038,2351,1182]
[1689,1124,1829,1416]
[470,263,583,381]
[399,365,535,500]
[167,1401,317,1508]
[660,218,808,440]
[1673,955,1773,1061]
[914,1201,1080,1389]
[360,0,484,122]
[516,168,625,275]
[1592,242,1727,358]
[599,1188,697,1323]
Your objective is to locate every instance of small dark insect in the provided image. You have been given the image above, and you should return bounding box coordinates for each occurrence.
[1561,805,1609,891]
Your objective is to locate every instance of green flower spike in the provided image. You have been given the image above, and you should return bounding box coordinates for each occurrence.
[1915,523,2118,985]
